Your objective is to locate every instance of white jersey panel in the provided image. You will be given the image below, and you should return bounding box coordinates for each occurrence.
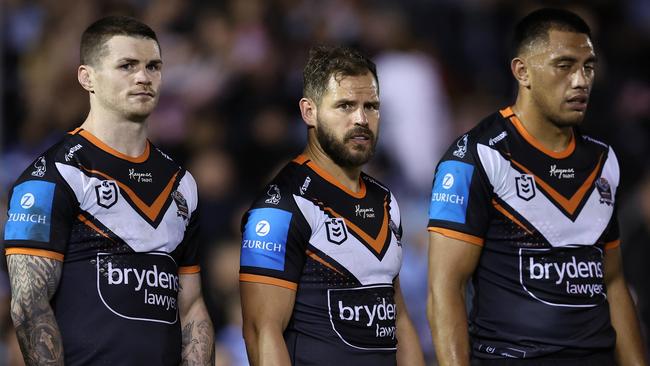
[56,163,194,253]
[293,195,402,285]
[476,144,616,247]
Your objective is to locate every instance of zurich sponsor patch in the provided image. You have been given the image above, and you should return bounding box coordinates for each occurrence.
[429,161,473,224]
[241,208,292,270]
[5,181,55,242]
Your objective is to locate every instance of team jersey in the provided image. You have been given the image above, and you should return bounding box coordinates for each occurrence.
[240,155,403,366]
[428,107,619,359]
[3,128,200,365]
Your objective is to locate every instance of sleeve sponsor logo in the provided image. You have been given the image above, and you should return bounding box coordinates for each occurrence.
[97,252,179,324]
[4,180,55,242]
[240,208,291,270]
[519,247,606,307]
[327,285,397,350]
[172,190,189,223]
[31,156,47,177]
[429,161,473,223]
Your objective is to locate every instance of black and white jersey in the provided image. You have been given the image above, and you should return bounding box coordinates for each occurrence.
[428,107,619,359]
[3,128,200,365]
[240,155,403,366]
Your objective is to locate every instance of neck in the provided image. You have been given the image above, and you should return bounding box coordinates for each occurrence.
[80,108,148,157]
[512,96,573,152]
[303,142,362,193]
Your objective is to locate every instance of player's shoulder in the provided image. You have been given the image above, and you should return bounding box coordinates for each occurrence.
[248,157,307,210]
[10,133,80,186]
[576,130,614,155]
[361,172,392,196]
[442,110,507,161]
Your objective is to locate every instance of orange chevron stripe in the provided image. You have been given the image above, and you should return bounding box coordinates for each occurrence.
[510,154,603,215]
[78,213,114,241]
[492,200,534,234]
[306,250,345,275]
[80,165,179,222]
[322,199,389,255]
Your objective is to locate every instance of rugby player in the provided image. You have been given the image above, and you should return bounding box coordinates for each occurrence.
[427,8,647,366]
[239,45,425,366]
[3,16,214,365]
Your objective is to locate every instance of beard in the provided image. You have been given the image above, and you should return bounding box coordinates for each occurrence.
[316,120,377,168]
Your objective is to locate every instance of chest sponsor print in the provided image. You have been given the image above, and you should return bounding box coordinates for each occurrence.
[328,284,397,350]
[519,246,606,307]
[97,252,179,323]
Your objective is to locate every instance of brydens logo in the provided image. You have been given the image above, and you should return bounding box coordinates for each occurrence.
[97,253,179,324]
[328,285,397,350]
[520,247,606,307]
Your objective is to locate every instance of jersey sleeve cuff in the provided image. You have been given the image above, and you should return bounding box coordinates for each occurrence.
[179,265,200,274]
[5,247,64,261]
[239,273,298,291]
[605,239,620,250]
[427,227,484,246]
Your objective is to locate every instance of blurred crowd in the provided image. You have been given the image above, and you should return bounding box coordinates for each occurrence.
[2,0,649,364]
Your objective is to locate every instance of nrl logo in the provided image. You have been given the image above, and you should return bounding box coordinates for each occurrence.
[515,174,536,201]
[95,180,119,209]
[265,184,281,205]
[326,218,348,245]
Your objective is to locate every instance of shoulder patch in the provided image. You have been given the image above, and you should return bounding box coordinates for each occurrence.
[241,208,292,270]
[5,181,56,242]
[429,161,473,224]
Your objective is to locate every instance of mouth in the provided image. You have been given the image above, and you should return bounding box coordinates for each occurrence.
[130,91,155,98]
[566,94,589,111]
[346,130,373,145]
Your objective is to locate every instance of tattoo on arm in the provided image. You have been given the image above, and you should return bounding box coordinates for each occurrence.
[181,320,215,366]
[8,255,64,366]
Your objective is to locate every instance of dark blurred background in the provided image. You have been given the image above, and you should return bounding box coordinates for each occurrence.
[1,0,649,364]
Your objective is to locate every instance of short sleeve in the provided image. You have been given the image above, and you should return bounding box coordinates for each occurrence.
[427,134,492,246]
[4,153,77,260]
[239,182,310,291]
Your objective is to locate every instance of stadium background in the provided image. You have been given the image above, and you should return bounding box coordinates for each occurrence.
[1,0,649,364]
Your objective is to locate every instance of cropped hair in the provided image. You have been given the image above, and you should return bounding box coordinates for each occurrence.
[303,45,377,103]
[512,8,591,57]
[80,15,159,66]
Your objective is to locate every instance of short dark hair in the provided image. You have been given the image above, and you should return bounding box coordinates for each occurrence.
[80,15,159,66]
[303,45,378,104]
[512,8,591,57]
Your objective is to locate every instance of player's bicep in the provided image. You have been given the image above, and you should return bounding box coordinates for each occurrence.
[7,254,62,323]
[240,282,296,331]
[428,232,481,287]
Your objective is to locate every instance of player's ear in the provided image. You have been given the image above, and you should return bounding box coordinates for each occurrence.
[78,65,95,93]
[299,97,317,128]
[511,57,530,88]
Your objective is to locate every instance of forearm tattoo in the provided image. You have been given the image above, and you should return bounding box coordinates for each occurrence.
[7,255,63,366]
[181,320,215,366]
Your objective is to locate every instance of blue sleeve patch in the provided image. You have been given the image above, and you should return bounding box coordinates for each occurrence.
[241,208,292,271]
[4,181,56,242]
[428,161,474,224]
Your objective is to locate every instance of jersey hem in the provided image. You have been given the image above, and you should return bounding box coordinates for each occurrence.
[5,247,64,261]
[179,265,200,274]
[239,273,298,291]
[427,227,484,246]
[604,239,620,250]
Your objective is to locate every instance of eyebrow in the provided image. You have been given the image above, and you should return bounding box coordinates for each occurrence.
[116,58,163,64]
[551,55,598,64]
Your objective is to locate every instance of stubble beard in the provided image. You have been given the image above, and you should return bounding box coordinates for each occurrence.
[316,120,377,169]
